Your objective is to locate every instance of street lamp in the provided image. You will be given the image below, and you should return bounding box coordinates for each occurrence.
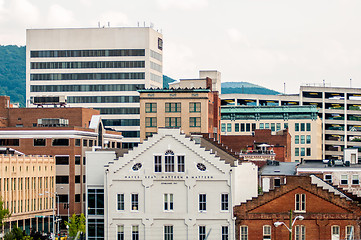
[274,211,304,240]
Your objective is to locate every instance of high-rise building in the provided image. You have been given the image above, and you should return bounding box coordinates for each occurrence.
[26,27,163,148]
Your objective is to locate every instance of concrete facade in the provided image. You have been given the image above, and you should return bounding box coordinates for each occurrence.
[26,27,163,148]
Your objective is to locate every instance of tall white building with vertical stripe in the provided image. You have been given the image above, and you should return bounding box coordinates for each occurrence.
[26,27,163,148]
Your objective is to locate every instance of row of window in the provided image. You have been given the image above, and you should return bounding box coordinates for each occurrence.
[30,84,145,92]
[336,174,360,185]
[145,102,201,113]
[150,61,162,72]
[0,177,54,191]
[116,193,229,212]
[295,148,312,157]
[95,107,140,115]
[239,225,355,240]
[154,152,185,173]
[30,72,145,81]
[221,122,312,133]
[145,117,201,128]
[150,73,162,83]
[30,49,145,58]
[30,61,145,69]
[295,135,311,144]
[55,156,82,165]
[1,165,52,173]
[1,138,118,148]
[150,50,162,62]
[295,123,311,132]
[2,197,53,214]
[56,175,82,184]
[102,119,140,127]
[68,95,139,104]
[121,131,140,138]
[117,225,229,240]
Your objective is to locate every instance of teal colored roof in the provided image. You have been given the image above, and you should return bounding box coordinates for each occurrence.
[221,105,318,114]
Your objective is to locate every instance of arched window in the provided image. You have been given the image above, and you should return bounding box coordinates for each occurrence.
[165,150,174,172]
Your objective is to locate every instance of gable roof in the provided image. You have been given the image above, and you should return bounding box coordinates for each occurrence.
[234,175,361,216]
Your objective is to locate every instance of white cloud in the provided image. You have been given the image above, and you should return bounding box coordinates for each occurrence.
[156,0,208,10]
[47,4,76,27]
[8,0,40,25]
[96,11,129,27]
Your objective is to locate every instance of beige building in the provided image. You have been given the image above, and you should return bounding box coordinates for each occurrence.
[221,106,322,162]
[138,78,221,141]
[0,154,55,234]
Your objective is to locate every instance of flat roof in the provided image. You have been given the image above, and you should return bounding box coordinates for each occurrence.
[221,105,319,114]
[261,162,298,176]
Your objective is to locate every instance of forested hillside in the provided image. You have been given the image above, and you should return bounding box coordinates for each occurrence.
[0,45,25,106]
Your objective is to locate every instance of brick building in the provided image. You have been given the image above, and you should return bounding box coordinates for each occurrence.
[222,129,291,162]
[139,76,221,141]
[0,96,122,221]
[234,175,361,240]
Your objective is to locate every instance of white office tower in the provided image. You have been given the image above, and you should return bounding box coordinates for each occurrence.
[26,27,163,148]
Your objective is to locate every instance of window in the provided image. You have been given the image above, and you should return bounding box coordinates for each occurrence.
[83,139,88,147]
[75,194,81,202]
[246,123,251,132]
[75,175,81,183]
[341,175,348,185]
[274,178,281,187]
[117,194,124,211]
[190,117,201,127]
[222,226,229,240]
[132,225,139,240]
[263,225,271,240]
[154,156,162,172]
[75,139,81,146]
[352,175,359,185]
[0,139,19,146]
[295,193,306,212]
[199,226,206,240]
[165,103,181,112]
[306,123,311,131]
[260,123,264,129]
[240,226,248,240]
[331,225,339,240]
[300,123,305,131]
[52,138,69,146]
[145,117,157,127]
[227,123,232,132]
[165,117,181,127]
[271,123,275,131]
[306,148,311,156]
[56,176,69,184]
[221,194,229,211]
[265,123,269,129]
[324,174,332,183]
[165,151,175,172]
[199,194,206,211]
[295,225,305,240]
[295,148,299,156]
[164,194,174,211]
[34,139,46,146]
[284,123,289,129]
[177,156,185,172]
[346,226,354,240]
[295,123,300,131]
[190,102,201,112]
[276,123,281,131]
[87,189,104,215]
[88,218,104,240]
[300,148,305,156]
[233,123,239,132]
[75,156,81,165]
[221,123,226,132]
[306,135,311,144]
[55,156,69,165]
[241,123,245,132]
[164,225,173,240]
[295,135,299,144]
[301,135,305,144]
[117,225,124,240]
[252,123,256,131]
[131,194,139,211]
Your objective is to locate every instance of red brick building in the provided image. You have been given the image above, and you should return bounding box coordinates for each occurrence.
[0,96,122,220]
[234,175,361,240]
[222,129,291,162]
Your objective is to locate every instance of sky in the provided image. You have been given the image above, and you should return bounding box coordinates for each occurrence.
[0,0,360,93]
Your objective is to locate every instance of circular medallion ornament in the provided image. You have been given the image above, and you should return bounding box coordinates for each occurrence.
[132,163,142,171]
[197,163,206,171]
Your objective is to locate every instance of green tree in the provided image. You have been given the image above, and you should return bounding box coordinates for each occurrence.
[0,197,11,229]
[65,214,86,238]
[3,227,24,240]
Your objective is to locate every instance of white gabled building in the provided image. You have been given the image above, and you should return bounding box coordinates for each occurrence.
[91,128,257,240]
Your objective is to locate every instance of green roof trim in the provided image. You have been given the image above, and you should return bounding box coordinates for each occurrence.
[138,88,210,93]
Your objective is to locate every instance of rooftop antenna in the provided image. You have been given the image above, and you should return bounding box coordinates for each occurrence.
[143,21,145,27]
[137,22,139,27]
[284,82,286,95]
[150,22,154,28]
[323,79,325,87]
[108,22,110,27]
[98,22,100,28]
[350,78,352,88]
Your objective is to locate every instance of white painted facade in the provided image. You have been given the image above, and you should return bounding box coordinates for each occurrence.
[85,129,258,240]
[26,27,163,147]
